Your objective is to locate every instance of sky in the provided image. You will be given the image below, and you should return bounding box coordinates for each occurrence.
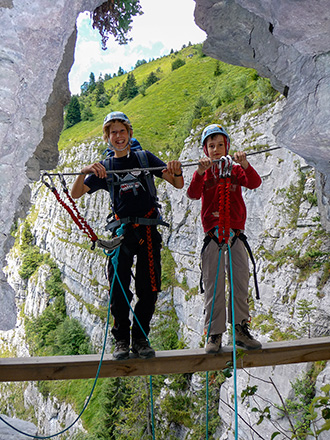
[68,0,206,95]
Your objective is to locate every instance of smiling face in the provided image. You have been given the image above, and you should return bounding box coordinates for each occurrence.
[205,134,226,160]
[107,120,133,157]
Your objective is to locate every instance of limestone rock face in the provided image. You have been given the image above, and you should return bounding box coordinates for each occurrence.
[1,100,329,439]
[194,0,330,230]
[0,0,103,329]
[0,414,37,440]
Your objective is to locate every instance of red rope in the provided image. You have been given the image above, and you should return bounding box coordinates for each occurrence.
[146,225,158,292]
[218,179,226,243]
[62,189,98,242]
[51,189,98,246]
[217,167,231,244]
[224,177,231,243]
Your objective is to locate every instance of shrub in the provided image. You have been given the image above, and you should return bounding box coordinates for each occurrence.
[145,71,159,88]
[171,58,186,71]
[244,94,254,109]
[53,317,90,355]
[19,246,44,279]
[214,61,223,76]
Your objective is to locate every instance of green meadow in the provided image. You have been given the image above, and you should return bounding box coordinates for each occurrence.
[59,43,278,158]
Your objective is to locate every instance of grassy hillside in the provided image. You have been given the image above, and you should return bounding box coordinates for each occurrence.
[59,43,278,159]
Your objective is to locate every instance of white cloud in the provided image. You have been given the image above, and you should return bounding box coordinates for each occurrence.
[69,0,206,94]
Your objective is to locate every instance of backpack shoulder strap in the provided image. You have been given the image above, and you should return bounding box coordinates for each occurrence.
[134,150,157,202]
[103,158,115,210]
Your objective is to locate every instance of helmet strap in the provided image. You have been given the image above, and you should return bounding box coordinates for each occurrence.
[107,136,132,153]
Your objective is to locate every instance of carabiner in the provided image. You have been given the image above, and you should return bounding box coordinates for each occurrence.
[41,172,56,191]
[225,155,233,177]
[58,172,68,192]
[218,156,227,178]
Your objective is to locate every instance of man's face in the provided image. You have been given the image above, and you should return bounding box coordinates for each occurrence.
[109,120,131,156]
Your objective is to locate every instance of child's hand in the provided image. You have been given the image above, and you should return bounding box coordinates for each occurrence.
[233,151,249,169]
[197,157,212,175]
[81,163,107,179]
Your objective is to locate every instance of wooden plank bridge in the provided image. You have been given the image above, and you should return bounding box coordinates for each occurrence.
[0,337,330,382]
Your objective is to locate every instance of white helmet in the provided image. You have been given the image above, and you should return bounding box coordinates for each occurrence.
[103,111,132,152]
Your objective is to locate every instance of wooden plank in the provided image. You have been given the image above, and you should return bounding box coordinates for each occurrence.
[0,337,330,382]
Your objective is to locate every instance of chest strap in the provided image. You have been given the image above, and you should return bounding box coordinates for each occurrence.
[105,207,169,231]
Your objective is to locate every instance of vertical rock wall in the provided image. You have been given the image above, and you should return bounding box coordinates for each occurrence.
[194,0,330,231]
[0,0,103,329]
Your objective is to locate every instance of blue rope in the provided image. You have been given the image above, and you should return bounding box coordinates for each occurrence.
[205,232,238,440]
[228,244,238,440]
[205,231,222,440]
[0,251,116,439]
[105,225,155,440]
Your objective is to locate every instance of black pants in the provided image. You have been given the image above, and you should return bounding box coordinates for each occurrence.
[108,224,162,342]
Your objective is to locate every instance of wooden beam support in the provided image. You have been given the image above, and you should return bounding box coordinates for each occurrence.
[1,337,330,382]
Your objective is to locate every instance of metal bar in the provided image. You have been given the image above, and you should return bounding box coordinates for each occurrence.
[41,147,282,177]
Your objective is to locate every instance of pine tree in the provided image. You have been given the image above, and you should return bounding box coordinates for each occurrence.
[118,72,138,101]
[64,95,81,129]
[145,71,159,88]
[89,72,96,92]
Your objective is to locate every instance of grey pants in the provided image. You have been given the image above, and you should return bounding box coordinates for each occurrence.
[201,231,250,335]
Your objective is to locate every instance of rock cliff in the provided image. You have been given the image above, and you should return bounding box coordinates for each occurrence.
[0,0,330,437]
[194,0,330,231]
[1,100,329,438]
[0,0,104,330]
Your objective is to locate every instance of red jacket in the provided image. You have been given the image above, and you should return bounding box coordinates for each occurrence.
[187,164,262,233]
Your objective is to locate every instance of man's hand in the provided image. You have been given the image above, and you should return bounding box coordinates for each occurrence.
[164,160,182,176]
[81,162,107,179]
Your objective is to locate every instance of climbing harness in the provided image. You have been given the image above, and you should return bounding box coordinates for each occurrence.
[104,150,159,208]
[231,229,260,299]
[204,155,239,440]
[200,229,260,300]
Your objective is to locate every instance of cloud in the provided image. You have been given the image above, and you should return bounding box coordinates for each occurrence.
[69,0,206,94]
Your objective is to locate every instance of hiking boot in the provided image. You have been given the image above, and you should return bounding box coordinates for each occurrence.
[132,339,155,359]
[113,340,130,360]
[205,334,222,354]
[235,320,261,350]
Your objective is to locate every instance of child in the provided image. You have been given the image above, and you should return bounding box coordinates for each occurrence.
[187,124,261,353]
[71,111,183,360]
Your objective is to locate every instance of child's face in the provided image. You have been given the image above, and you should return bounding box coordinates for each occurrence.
[206,134,226,160]
[108,120,131,157]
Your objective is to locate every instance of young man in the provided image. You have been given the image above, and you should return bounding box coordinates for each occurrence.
[187,124,261,353]
[71,111,183,360]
